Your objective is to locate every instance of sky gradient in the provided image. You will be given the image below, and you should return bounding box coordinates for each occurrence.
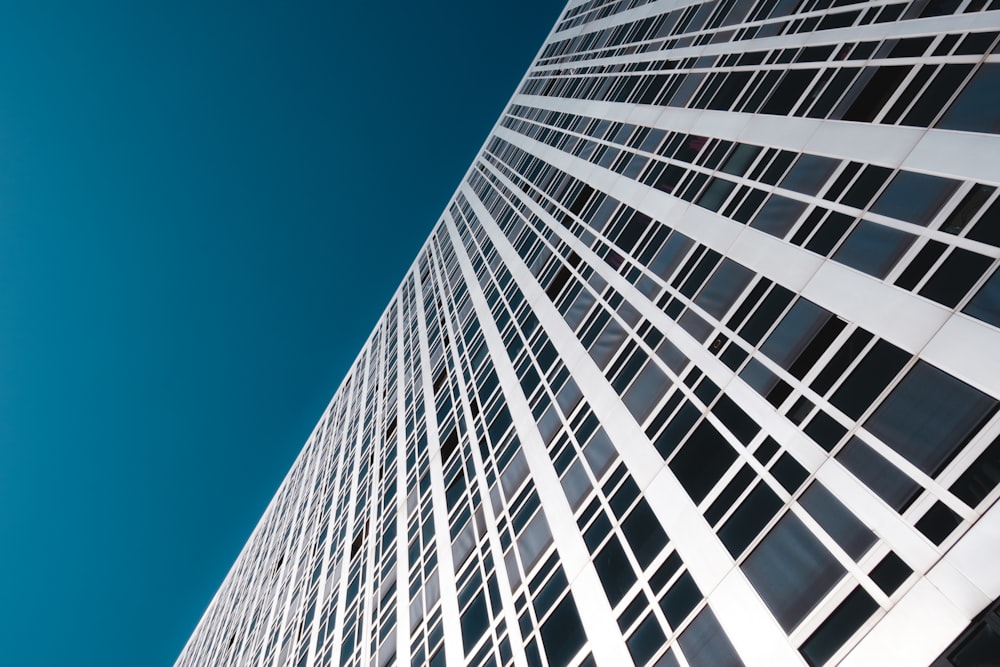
[0,1,566,664]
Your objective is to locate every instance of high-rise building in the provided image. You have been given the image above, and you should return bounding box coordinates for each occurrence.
[176,0,1000,665]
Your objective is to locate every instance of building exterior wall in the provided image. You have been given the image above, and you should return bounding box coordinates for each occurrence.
[176,1,1000,665]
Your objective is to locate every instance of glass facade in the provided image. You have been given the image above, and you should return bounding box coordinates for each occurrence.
[176,1,1000,665]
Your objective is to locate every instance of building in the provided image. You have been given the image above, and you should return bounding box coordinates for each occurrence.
[176,0,1000,665]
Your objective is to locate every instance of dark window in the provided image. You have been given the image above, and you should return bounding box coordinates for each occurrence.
[803,411,848,452]
[705,464,757,525]
[942,185,994,236]
[964,269,1000,328]
[771,453,810,493]
[718,483,783,556]
[938,63,1000,134]
[915,500,963,545]
[806,211,855,256]
[799,587,879,666]
[761,69,820,115]
[720,144,761,177]
[750,195,808,238]
[660,571,702,627]
[594,536,637,605]
[839,165,892,210]
[938,600,1000,667]
[760,299,832,370]
[950,435,1000,508]
[895,240,948,290]
[842,67,911,122]
[870,171,960,226]
[712,395,760,445]
[742,512,846,631]
[800,483,876,559]
[540,595,588,666]
[461,592,490,653]
[919,249,994,307]
[836,437,920,511]
[865,361,997,476]
[669,422,739,504]
[694,259,755,319]
[967,197,1000,247]
[676,608,744,667]
[832,220,916,278]
[622,500,670,568]
[738,285,795,345]
[780,154,840,196]
[902,63,975,128]
[628,614,667,665]
[869,551,912,595]
[829,339,909,419]
[653,401,701,459]
[811,328,874,396]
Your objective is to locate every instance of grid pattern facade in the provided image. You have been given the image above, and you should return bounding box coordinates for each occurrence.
[176,1,1000,665]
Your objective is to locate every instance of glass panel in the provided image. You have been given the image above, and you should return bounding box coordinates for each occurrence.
[865,361,997,476]
[669,422,738,504]
[799,587,879,666]
[964,269,1000,329]
[540,595,587,667]
[694,259,755,319]
[741,512,846,631]
[780,154,840,196]
[628,614,668,665]
[750,195,808,237]
[832,220,916,278]
[677,607,744,667]
[623,360,670,423]
[594,536,637,605]
[760,299,831,370]
[516,512,553,574]
[800,483,876,559]
[870,171,960,226]
[939,63,1000,134]
[660,572,702,627]
[622,499,669,568]
[836,437,920,511]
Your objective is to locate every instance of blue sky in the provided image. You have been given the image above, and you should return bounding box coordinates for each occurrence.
[0,1,565,664]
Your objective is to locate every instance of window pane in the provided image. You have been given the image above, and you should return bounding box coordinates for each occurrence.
[800,483,876,559]
[669,422,739,504]
[540,595,587,666]
[964,269,1000,329]
[938,63,1000,134]
[760,299,831,370]
[865,361,997,476]
[623,361,669,423]
[677,607,744,667]
[832,220,916,278]
[750,195,808,238]
[870,171,960,226]
[694,259,755,320]
[836,437,920,511]
[780,154,840,196]
[741,512,846,631]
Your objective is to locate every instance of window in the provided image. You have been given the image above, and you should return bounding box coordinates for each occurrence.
[938,63,1000,134]
[964,268,1000,328]
[669,421,739,503]
[865,361,997,476]
[540,595,588,666]
[741,512,846,631]
[832,220,916,278]
[799,483,875,559]
[870,171,959,226]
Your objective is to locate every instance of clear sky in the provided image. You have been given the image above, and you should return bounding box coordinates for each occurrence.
[0,1,566,664]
